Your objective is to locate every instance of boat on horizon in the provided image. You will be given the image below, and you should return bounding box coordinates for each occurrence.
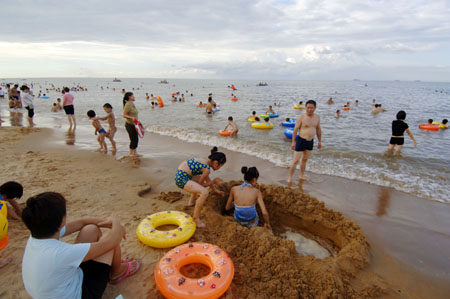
[113,78,121,82]
[159,80,169,84]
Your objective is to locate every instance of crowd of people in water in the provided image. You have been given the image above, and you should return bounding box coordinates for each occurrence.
[0,81,449,298]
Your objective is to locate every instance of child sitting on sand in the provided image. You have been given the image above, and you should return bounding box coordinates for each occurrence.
[224,116,239,137]
[0,181,23,220]
[174,147,226,228]
[87,110,108,153]
[97,103,117,153]
[225,167,271,230]
[21,192,140,298]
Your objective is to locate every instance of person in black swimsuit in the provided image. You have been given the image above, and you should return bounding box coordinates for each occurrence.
[388,110,417,154]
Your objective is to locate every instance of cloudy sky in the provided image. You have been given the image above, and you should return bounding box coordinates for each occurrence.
[1,0,449,81]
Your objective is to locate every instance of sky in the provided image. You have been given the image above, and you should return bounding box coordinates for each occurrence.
[1,0,450,81]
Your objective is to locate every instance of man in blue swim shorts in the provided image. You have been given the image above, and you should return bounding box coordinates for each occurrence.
[288,100,322,184]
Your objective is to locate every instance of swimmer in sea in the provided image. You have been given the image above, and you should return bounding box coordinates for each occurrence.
[206,98,213,115]
[354,100,359,106]
[225,166,271,230]
[388,110,416,155]
[288,100,322,183]
[51,103,58,112]
[335,110,340,118]
[87,110,108,153]
[327,98,334,104]
[224,116,239,137]
[266,105,276,114]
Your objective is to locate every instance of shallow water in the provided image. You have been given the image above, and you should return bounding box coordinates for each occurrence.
[1,78,449,202]
[281,230,330,259]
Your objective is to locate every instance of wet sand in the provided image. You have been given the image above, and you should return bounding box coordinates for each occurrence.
[0,127,449,298]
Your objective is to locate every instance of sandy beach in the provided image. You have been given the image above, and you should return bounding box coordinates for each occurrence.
[1,127,449,298]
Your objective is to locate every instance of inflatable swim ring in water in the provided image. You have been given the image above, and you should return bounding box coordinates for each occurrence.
[282,119,296,127]
[197,104,206,108]
[136,211,196,248]
[260,113,279,118]
[419,124,439,131]
[293,105,305,109]
[40,96,50,99]
[155,242,234,299]
[343,106,350,111]
[284,128,299,139]
[248,116,258,122]
[219,130,232,136]
[231,97,238,102]
[157,96,164,107]
[432,122,449,129]
[251,122,273,129]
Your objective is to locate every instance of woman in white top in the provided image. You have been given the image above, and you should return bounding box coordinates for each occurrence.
[20,85,35,127]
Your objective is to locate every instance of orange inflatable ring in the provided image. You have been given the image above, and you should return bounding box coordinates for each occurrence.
[219,130,232,136]
[419,124,439,131]
[155,242,234,299]
[231,97,238,102]
[343,106,350,111]
[197,104,206,108]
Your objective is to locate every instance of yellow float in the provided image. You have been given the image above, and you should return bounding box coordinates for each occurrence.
[432,122,449,129]
[251,122,274,129]
[136,211,196,248]
[248,116,256,122]
[294,105,305,109]
[0,201,8,250]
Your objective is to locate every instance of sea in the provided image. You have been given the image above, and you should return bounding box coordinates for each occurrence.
[1,78,449,203]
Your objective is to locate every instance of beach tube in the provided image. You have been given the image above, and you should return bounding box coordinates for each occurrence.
[293,105,304,109]
[155,242,234,299]
[343,107,350,111]
[0,200,8,249]
[40,96,50,99]
[157,96,164,107]
[251,122,273,129]
[284,128,299,139]
[260,113,278,118]
[136,211,196,248]
[419,124,439,131]
[231,97,238,102]
[0,213,7,241]
[231,85,236,90]
[197,104,206,108]
[282,119,296,127]
[247,116,257,122]
[134,119,145,138]
[219,130,232,136]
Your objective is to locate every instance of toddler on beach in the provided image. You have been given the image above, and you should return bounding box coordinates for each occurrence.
[174,147,226,228]
[21,192,140,298]
[224,116,239,137]
[225,167,271,230]
[97,103,117,153]
[87,110,108,153]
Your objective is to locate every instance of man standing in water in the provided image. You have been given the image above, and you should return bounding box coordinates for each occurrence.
[288,100,322,184]
[62,87,76,129]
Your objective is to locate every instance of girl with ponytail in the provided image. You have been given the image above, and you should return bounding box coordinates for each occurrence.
[174,146,226,228]
[225,166,271,230]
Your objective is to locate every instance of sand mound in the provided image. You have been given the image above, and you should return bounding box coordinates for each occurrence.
[172,181,385,298]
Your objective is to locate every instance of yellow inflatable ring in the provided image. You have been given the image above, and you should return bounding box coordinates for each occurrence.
[137,211,196,248]
[251,122,274,129]
[294,105,305,109]
[432,122,449,129]
[0,213,8,241]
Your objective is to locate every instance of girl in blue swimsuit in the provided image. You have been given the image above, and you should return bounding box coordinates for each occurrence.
[174,147,226,228]
[225,166,271,230]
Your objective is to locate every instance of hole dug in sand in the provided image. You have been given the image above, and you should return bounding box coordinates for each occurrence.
[192,181,387,298]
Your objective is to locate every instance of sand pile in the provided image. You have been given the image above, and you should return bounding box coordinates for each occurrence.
[163,181,388,298]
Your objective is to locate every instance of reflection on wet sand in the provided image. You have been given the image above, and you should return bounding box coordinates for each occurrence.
[65,128,75,145]
[10,110,23,127]
[376,187,392,216]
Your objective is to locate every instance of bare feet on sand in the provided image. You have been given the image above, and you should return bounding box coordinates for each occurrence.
[194,218,206,228]
[0,257,12,268]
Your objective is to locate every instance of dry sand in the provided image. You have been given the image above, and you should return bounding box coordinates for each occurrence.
[0,127,449,298]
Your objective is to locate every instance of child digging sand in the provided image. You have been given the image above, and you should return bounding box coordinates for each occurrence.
[87,110,108,153]
[21,192,140,298]
[174,147,226,228]
[225,167,271,230]
[97,103,117,153]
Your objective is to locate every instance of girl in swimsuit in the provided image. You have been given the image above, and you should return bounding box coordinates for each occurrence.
[225,167,271,230]
[174,147,226,228]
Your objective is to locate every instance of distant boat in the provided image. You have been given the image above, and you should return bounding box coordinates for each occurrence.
[159,80,169,84]
[257,82,268,86]
[113,78,121,82]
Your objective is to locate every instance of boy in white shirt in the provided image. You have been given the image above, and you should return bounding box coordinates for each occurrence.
[22,192,140,299]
